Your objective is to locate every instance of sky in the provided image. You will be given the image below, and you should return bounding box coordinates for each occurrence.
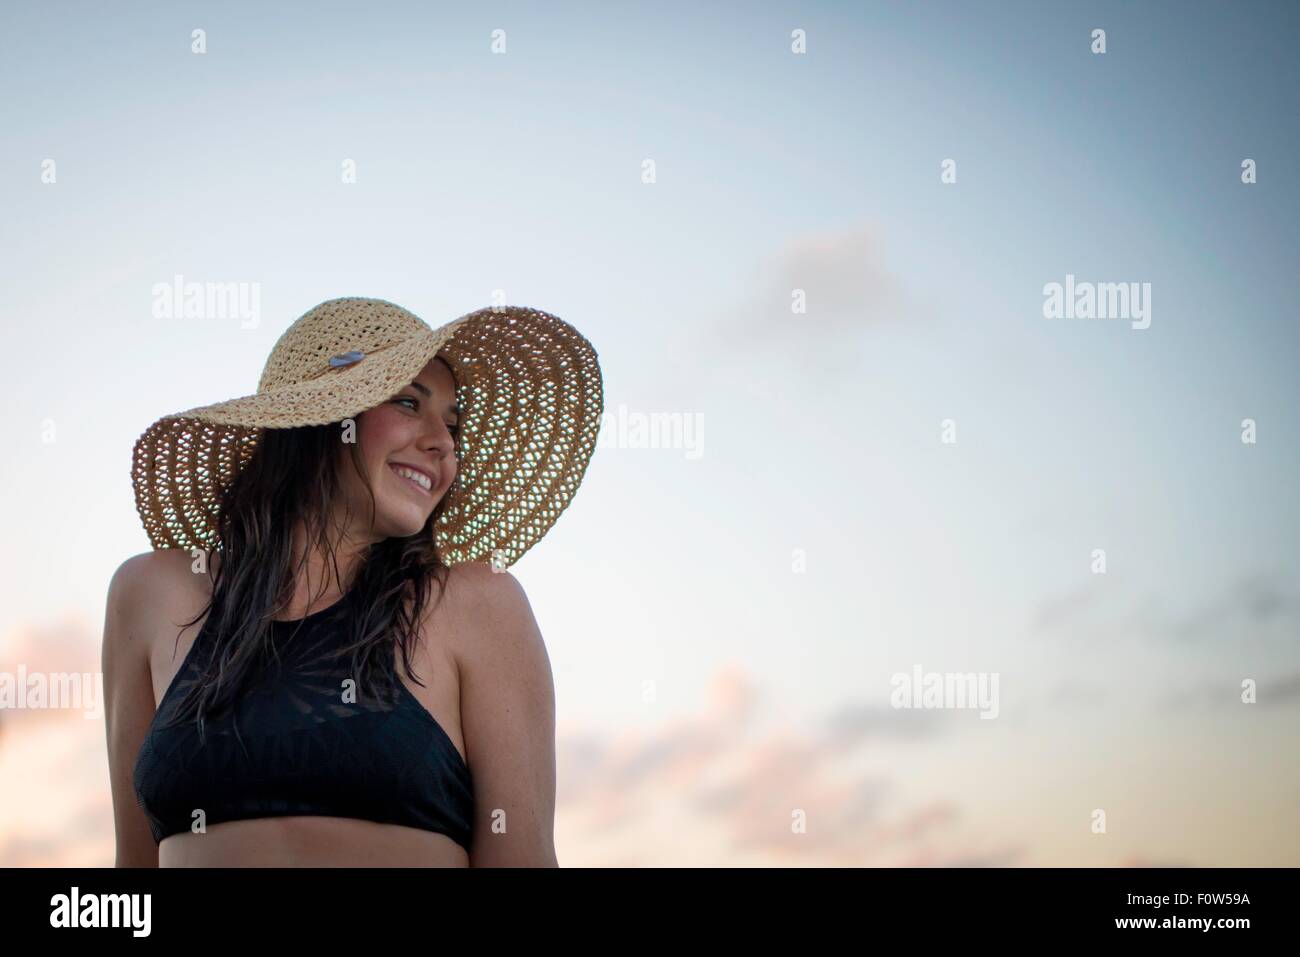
[1,0,1297,866]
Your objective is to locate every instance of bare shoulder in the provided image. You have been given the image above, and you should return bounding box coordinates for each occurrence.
[434,561,547,670]
[440,560,530,607]
[112,547,209,585]
[107,550,185,628]
[106,549,215,673]
[110,548,209,614]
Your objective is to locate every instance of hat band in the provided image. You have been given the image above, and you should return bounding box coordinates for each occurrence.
[291,340,401,387]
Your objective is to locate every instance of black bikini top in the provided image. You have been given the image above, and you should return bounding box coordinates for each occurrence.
[132,585,474,851]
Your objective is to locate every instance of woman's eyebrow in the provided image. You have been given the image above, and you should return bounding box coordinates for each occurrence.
[408,381,460,416]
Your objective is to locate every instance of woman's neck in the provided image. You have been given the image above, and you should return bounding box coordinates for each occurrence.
[280,517,371,615]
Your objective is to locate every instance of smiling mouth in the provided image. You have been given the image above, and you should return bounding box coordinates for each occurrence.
[389,463,434,496]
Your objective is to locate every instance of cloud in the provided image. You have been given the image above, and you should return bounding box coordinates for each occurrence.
[0,715,114,866]
[1147,573,1296,644]
[1007,678,1111,719]
[821,701,949,746]
[1032,582,1107,633]
[1030,570,1299,648]
[550,664,1023,866]
[1023,573,1300,717]
[758,226,905,332]
[0,615,103,740]
[697,224,913,380]
[1159,670,1300,712]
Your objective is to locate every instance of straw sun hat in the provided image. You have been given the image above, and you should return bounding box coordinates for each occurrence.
[131,297,604,567]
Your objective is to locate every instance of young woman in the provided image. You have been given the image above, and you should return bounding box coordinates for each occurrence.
[103,297,603,867]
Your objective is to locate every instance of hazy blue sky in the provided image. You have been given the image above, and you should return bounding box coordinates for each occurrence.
[2,1,1297,865]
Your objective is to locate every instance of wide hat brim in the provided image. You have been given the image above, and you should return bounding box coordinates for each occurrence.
[131,303,604,567]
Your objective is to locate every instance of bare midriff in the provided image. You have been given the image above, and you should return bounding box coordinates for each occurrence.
[159,815,469,867]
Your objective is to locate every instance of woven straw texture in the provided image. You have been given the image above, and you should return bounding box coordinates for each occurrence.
[131,297,603,567]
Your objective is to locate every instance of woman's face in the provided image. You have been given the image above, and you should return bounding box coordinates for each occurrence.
[339,355,461,540]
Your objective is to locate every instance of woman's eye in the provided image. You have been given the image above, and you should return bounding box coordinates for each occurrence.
[395,397,457,437]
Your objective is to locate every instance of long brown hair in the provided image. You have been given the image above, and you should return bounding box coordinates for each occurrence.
[160,416,452,751]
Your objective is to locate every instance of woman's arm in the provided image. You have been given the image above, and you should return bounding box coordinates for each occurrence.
[102,553,162,867]
[448,563,559,867]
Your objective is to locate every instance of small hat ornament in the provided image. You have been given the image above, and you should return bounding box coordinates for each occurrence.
[328,349,365,369]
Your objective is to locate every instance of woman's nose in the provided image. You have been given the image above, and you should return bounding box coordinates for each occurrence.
[423,422,455,457]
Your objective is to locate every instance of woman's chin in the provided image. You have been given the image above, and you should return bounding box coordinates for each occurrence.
[375,503,435,539]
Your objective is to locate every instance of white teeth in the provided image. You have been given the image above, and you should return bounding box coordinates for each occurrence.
[391,465,432,491]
